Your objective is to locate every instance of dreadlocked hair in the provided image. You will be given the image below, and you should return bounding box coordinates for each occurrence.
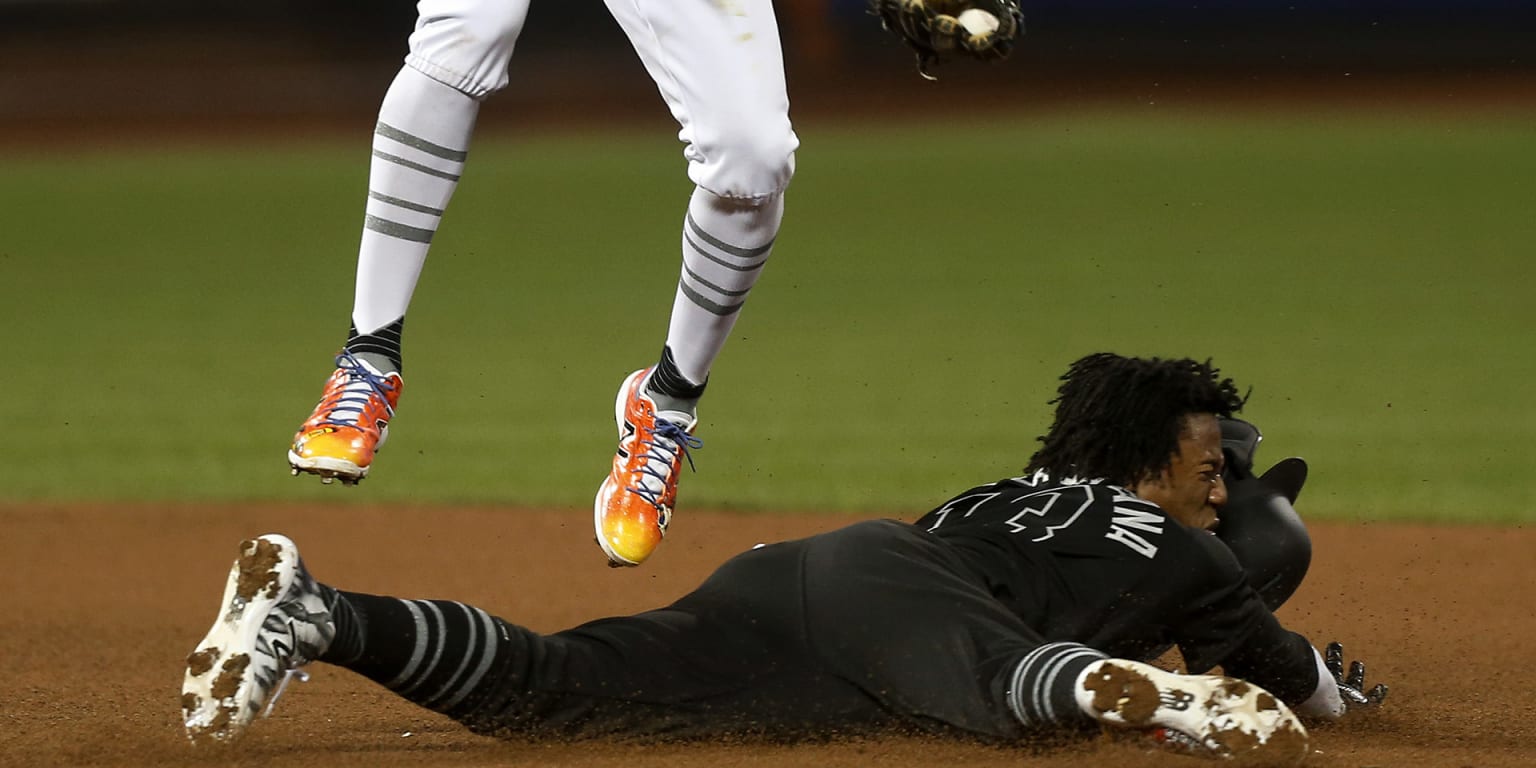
[1025,353,1248,487]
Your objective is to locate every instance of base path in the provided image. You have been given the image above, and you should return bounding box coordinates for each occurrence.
[1,502,1530,767]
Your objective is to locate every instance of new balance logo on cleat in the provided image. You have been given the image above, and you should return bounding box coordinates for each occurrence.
[1161,688,1197,712]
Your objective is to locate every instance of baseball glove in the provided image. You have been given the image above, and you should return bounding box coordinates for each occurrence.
[869,0,1024,79]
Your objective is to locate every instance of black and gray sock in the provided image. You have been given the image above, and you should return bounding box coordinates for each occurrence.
[319,590,513,720]
[344,318,405,375]
[645,345,706,416]
[1006,641,1109,729]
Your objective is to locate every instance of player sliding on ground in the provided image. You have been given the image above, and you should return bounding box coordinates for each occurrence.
[186,353,1385,764]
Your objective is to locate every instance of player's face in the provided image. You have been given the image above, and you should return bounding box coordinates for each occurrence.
[1133,413,1228,530]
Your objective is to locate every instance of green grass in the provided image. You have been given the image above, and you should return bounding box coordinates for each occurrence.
[3,109,1533,523]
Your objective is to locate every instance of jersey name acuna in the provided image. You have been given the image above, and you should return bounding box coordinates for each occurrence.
[921,471,1168,559]
[913,470,1319,703]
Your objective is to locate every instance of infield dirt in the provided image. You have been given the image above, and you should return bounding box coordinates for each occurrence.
[2,503,1531,767]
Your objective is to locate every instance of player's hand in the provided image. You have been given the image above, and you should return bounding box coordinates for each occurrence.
[1325,641,1388,709]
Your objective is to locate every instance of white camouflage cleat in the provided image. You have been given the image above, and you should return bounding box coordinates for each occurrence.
[181,534,334,743]
[1079,659,1309,765]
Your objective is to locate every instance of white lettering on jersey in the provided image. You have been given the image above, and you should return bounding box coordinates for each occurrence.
[925,491,1002,532]
[1004,470,1094,487]
[1005,487,1093,542]
[1104,505,1164,559]
[1005,469,1052,487]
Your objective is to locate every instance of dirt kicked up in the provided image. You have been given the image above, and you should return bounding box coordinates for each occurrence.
[2,502,1531,767]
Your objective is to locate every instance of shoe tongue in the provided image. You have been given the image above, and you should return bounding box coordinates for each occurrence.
[350,352,395,377]
[656,408,697,430]
[646,388,698,427]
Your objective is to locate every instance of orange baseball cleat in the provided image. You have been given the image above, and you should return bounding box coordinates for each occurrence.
[287,351,403,485]
[594,368,702,567]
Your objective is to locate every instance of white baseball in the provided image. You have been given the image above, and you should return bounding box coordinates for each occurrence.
[956,8,1000,36]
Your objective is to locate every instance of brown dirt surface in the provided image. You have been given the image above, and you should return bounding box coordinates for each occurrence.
[2,502,1533,767]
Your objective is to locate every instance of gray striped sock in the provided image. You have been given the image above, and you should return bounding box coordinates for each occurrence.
[326,592,512,719]
[1006,642,1109,729]
[383,599,510,716]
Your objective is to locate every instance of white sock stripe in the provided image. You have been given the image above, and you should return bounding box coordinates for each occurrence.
[422,602,484,707]
[396,600,449,695]
[1008,642,1105,728]
[438,607,502,711]
[1030,643,1078,725]
[384,599,430,689]
[1008,643,1063,726]
[1038,648,1106,724]
[1007,656,1035,726]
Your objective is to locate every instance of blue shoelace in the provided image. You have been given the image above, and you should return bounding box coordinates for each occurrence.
[318,350,397,428]
[626,418,704,508]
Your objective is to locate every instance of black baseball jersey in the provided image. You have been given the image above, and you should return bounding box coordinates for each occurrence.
[913,470,1319,703]
[451,473,1321,742]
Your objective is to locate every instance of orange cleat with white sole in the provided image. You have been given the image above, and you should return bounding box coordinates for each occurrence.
[594,368,702,567]
[287,351,403,485]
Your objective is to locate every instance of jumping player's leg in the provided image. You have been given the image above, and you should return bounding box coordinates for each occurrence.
[287,0,530,485]
[595,0,799,567]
